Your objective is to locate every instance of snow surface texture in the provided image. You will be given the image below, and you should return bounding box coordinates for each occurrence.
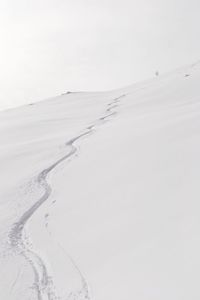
[1,62,200,299]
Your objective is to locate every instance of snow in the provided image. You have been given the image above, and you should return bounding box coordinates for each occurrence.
[1,62,200,299]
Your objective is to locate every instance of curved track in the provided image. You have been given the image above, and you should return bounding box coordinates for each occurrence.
[9,94,126,300]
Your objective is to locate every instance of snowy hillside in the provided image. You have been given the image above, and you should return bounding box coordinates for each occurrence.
[1,62,200,300]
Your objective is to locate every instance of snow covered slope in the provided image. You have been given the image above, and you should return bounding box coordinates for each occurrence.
[1,62,200,300]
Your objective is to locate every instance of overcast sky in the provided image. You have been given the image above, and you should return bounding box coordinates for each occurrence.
[0,0,200,110]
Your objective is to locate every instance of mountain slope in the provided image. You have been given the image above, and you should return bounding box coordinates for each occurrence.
[1,62,200,300]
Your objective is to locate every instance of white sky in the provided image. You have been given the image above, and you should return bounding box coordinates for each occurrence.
[0,0,200,110]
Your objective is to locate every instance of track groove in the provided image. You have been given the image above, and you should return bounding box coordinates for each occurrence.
[9,94,126,300]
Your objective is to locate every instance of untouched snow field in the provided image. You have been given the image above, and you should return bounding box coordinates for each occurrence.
[1,62,200,299]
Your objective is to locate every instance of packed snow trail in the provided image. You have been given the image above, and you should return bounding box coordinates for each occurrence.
[9,94,126,300]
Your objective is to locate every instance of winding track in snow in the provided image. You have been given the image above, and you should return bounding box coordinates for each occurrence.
[9,94,126,300]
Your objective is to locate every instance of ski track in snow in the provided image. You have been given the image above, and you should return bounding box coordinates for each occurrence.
[8,94,126,300]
